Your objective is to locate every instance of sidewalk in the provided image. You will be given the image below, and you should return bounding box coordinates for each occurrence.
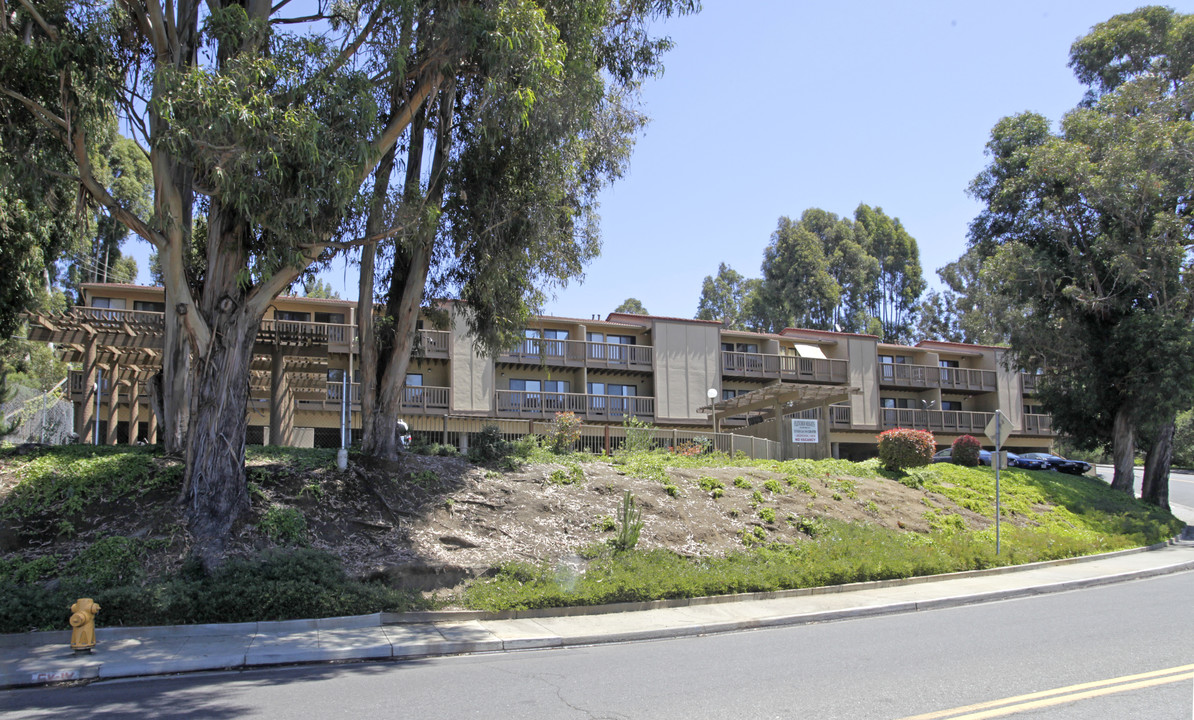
[3,534,1193,690]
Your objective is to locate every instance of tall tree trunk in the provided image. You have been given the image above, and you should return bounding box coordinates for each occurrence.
[183,306,258,566]
[183,206,257,566]
[1141,419,1173,510]
[1110,404,1137,493]
[159,284,191,454]
[361,82,455,463]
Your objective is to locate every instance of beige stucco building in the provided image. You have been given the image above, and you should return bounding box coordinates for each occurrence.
[25,283,1055,459]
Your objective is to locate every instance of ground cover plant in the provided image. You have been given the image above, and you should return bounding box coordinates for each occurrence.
[0,442,1183,628]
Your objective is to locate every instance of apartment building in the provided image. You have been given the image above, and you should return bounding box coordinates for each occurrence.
[24,283,1055,460]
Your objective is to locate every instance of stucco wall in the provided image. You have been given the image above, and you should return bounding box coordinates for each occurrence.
[847,336,879,428]
[449,311,494,413]
[652,320,721,423]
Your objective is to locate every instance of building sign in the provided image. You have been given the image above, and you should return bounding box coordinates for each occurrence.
[791,418,819,443]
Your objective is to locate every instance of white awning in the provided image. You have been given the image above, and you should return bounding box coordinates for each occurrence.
[792,343,827,359]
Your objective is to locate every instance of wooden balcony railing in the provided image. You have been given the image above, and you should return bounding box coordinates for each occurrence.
[879,363,997,393]
[77,306,166,328]
[585,341,653,370]
[1021,413,1053,435]
[324,382,449,414]
[721,352,848,384]
[499,339,653,370]
[495,390,654,421]
[880,409,995,434]
[415,330,450,358]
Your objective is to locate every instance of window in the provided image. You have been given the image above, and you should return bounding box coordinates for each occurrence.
[133,300,165,313]
[879,355,910,364]
[606,334,635,345]
[314,311,345,324]
[586,332,603,343]
[91,297,125,309]
[941,401,963,411]
[276,310,310,322]
[406,374,423,387]
[722,388,747,400]
[1023,404,1044,415]
[722,342,757,353]
[939,359,960,368]
[880,398,913,409]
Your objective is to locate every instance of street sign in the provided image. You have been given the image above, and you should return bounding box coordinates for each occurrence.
[984,410,1013,447]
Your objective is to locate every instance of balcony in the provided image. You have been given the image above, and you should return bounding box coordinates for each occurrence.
[1021,373,1039,394]
[495,390,654,421]
[721,352,848,384]
[498,338,653,371]
[1021,413,1053,435]
[414,330,450,359]
[880,408,995,434]
[323,382,449,415]
[878,363,997,393]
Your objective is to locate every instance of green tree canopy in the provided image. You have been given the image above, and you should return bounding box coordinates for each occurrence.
[967,5,1194,506]
[614,298,649,315]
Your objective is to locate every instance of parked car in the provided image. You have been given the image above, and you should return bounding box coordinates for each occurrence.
[1018,452,1091,475]
[1006,452,1049,471]
[933,448,1049,470]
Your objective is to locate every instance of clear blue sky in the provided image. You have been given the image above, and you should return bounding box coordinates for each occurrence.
[126,1,1194,319]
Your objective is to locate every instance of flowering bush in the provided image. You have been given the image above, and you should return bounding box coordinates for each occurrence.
[545,412,583,454]
[877,428,935,471]
[951,434,982,467]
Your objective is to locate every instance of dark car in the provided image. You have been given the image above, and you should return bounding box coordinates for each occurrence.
[933,448,1048,470]
[1006,452,1049,471]
[1018,452,1091,475]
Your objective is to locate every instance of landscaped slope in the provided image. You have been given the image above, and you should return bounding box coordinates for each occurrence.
[0,444,1182,629]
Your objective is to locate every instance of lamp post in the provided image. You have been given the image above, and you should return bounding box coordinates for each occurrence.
[707,388,719,435]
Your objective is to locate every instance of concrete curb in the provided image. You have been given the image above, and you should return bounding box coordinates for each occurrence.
[2,539,1192,690]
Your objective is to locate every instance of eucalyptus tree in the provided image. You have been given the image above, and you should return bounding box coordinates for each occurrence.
[854,204,924,343]
[968,6,1194,506]
[614,299,649,315]
[695,262,750,328]
[1,0,696,559]
[353,1,697,462]
[759,215,840,331]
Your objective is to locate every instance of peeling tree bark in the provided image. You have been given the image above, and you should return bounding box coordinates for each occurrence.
[1110,404,1137,493]
[1141,419,1173,510]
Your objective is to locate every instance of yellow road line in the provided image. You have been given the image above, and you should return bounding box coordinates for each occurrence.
[897,664,1194,720]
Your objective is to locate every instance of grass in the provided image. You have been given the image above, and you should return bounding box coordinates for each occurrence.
[1,445,1184,626]
[0,445,182,520]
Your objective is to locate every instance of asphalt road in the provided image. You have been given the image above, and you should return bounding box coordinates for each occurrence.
[1094,465,1194,523]
[6,571,1192,720]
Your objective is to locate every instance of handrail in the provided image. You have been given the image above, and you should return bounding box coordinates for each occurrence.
[722,351,847,383]
[878,363,997,391]
[495,390,655,418]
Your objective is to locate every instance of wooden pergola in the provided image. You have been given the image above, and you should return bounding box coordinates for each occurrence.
[699,383,859,459]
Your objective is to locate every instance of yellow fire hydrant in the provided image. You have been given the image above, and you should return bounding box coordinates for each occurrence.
[69,598,100,652]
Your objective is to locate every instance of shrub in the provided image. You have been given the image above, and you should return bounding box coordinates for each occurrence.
[952,435,982,467]
[877,428,935,471]
[545,412,583,454]
[469,425,512,464]
[259,506,308,546]
[622,416,654,454]
[611,490,643,552]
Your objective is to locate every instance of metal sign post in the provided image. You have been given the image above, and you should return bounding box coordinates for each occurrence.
[984,410,1014,555]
